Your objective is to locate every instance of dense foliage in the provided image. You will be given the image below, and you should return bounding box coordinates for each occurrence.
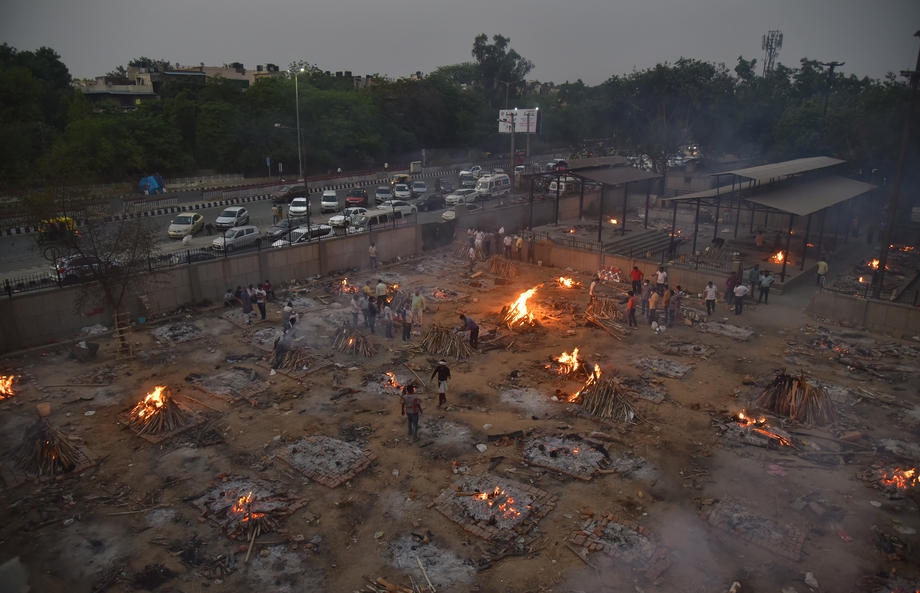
[0,38,915,192]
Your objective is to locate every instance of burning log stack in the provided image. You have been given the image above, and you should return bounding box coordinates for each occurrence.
[414,324,476,360]
[332,327,377,357]
[755,371,836,426]
[15,419,85,476]
[127,386,190,436]
[570,371,637,423]
[1,374,17,400]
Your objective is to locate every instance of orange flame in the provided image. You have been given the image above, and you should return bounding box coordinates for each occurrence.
[568,228,576,234]
[474,486,521,519]
[869,259,880,270]
[609,218,618,225]
[880,468,918,490]
[553,348,580,374]
[131,385,168,419]
[557,276,575,288]
[231,491,266,521]
[383,371,402,391]
[568,363,602,402]
[0,375,16,399]
[771,251,785,263]
[504,287,538,326]
[734,410,791,446]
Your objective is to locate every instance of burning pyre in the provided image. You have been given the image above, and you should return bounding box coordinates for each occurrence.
[556,276,582,289]
[502,286,540,328]
[879,467,919,492]
[339,277,359,294]
[546,348,581,375]
[754,371,836,426]
[127,386,189,436]
[332,327,376,357]
[15,419,83,476]
[730,410,793,447]
[770,251,786,264]
[567,366,637,423]
[523,435,610,481]
[0,375,16,400]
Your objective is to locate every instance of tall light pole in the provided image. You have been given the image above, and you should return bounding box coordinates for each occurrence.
[293,67,304,182]
[510,107,517,171]
[525,107,538,165]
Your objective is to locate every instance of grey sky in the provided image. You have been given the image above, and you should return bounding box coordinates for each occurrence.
[3,0,918,85]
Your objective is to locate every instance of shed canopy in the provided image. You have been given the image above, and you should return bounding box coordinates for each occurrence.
[721,156,845,183]
[661,183,738,202]
[570,167,661,186]
[744,175,875,216]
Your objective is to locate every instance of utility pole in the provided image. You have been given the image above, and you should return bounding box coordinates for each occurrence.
[818,61,845,124]
[762,30,783,76]
[873,31,920,299]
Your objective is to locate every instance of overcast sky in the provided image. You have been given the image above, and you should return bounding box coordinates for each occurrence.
[3,0,918,85]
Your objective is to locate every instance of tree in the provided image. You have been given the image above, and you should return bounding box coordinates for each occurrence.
[471,34,533,109]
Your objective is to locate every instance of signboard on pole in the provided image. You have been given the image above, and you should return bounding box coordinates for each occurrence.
[498,108,539,134]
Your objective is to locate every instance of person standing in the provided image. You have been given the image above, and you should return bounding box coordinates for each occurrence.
[240,285,253,319]
[747,264,760,287]
[759,271,775,304]
[282,301,294,329]
[375,279,388,308]
[400,384,422,441]
[400,305,413,342]
[411,290,426,327]
[630,266,644,295]
[589,275,599,303]
[253,285,267,321]
[382,301,394,339]
[662,287,671,323]
[431,360,451,408]
[704,281,718,316]
[366,299,378,334]
[272,204,281,224]
[724,271,738,308]
[626,290,638,328]
[458,314,479,348]
[816,259,828,288]
[515,235,524,260]
[648,289,660,326]
[369,242,378,269]
[527,233,536,263]
[468,245,476,274]
[503,234,513,258]
[655,266,668,295]
[733,283,750,315]
[640,279,652,318]
[350,294,361,328]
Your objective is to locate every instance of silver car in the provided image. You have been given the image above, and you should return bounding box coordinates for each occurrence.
[212,225,261,251]
[214,206,250,230]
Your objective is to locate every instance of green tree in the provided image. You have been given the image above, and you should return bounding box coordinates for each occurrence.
[471,34,533,109]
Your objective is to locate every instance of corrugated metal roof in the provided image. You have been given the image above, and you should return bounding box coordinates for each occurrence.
[721,156,845,183]
[565,156,629,169]
[660,183,740,202]
[571,167,661,186]
[744,176,875,216]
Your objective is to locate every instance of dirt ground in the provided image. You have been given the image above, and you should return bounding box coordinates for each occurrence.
[1,244,919,593]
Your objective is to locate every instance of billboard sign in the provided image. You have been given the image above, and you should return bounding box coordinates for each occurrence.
[498,108,539,134]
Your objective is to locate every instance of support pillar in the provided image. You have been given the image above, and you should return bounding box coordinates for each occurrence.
[691,199,701,255]
[800,213,813,271]
[780,214,794,281]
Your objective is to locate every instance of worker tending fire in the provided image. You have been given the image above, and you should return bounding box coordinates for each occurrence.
[128,385,188,435]
[0,375,16,399]
[503,286,539,327]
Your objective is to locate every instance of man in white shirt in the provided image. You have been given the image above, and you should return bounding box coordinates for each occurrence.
[733,283,751,315]
[656,267,668,295]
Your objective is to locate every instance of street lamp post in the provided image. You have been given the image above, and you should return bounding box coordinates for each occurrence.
[292,67,311,229]
[510,107,517,172]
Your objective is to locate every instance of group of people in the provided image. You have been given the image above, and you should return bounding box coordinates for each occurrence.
[223,280,276,323]
[633,277,687,329]
[466,227,535,273]
[349,281,429,341]
[399,358,454,441]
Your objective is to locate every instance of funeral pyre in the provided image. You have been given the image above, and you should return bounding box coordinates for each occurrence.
[15,419,84,476]
[556,276,582,289]
[126,385,190,436]
[545,348,581,375]
[860,466,920,498]
[754,371,836,426]
[566,365,637,423]
[332,327,376,357]
[339,277,359,294]
[502,286,540,328]
[415,324,475,359]
[433,475,556,542]
[523,435,610,481]
[0,374,16,400]
[722,409,793,448]
[194,478,307,542]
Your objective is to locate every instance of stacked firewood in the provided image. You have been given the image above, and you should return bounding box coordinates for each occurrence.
[16,419,81,475]
[573,376,637,423]
[128,389,189,435]
[274,348,314,371]
[755,371,836,426]
[332,327,376,357]
[583,298,626,340]
[413,324,475,359]
[489,256,519,279]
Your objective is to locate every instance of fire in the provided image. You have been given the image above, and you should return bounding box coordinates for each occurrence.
[733,410,792,446]
[231,491,266,522]
[0,375,16,399]
[557,276,574,288]
[383,371,403,391]
[549,348,580,374]
[568,228,576,234]
[503,286,539,326]
[474,486,521,519]
[869,259,880,270]
[880,468,918,490]
[340,278,359,293]
[131,385,168,419]
[609,218,618,225]
[771,251,785,263]
[568,363,602,402]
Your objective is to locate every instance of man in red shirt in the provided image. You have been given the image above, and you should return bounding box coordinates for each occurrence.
[630,266,644,294]
[400,384,423,441]
[626,290,638,328]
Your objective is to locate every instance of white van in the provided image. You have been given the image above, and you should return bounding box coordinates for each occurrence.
[475,173,511,199]
[458,171,477,189]
[321,190,339,213]
[547,176,579,195]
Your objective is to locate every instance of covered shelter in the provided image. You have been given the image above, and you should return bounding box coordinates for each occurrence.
[661,157,876,280]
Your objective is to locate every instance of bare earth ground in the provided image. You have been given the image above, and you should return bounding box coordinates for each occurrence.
[1,245,919,593]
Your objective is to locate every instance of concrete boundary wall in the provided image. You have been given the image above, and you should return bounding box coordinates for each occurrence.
[807,290,920,338]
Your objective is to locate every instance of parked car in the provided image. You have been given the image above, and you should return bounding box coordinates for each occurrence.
[263,219,298,240]
[288,197,310,219]
[458,171,477,188]
[212,225,261,251]
[444,188,479,206]
[375,186,394,204]
[273,185,307,204]
[412,193,445,212]
[345,187,369,207]
[271,224,334,247]
[441,203,480,221]
[320,190,340,213]
[410,180,428,198]
[469,165,483,177]
[329,207,367,228]
[393,183,412,200]
[435,178,454,193]
[49,255,109,283]
[215,206,250,230]
[167,213,205,238]
[378,200,418,217]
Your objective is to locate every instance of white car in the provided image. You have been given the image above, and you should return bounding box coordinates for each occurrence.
[288,196,310,219]
[320,190,339,213]
[375,186,394,204]
[167,213,204,238]
[378,200,418,217]
[444,188,479,206]
[441,204,480,221]
[393,183,412,199]
[329,206,367,228]
[271,224,333,247]
[214,206,250,230]
[212,225,261,251]
[410,180,428,197]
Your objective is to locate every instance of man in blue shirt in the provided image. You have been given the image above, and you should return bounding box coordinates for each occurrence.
[458,314,479,349]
